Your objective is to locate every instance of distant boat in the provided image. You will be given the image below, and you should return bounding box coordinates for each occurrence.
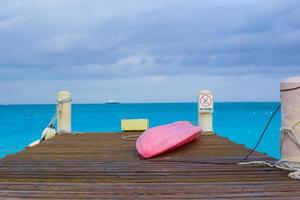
[106,100,120,104]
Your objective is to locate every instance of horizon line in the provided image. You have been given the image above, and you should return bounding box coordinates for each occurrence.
[0,101,280,106]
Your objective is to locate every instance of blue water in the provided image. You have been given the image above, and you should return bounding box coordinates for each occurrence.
[0,102,280,159]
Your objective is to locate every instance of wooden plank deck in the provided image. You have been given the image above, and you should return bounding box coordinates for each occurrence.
[0,132,299,199]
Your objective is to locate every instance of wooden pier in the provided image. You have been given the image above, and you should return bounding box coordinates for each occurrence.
[0,132,299,199]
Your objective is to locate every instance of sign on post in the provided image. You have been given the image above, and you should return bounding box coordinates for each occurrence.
[198,94,213,113]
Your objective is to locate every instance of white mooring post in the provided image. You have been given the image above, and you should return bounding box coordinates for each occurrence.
[198,90,214,135]
[280,76,300,165]
[57,91,72,134]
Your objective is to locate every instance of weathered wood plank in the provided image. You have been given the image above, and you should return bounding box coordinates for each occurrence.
[0,132,299,199]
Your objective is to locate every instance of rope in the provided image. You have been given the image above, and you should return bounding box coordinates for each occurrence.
[281,127,300,149]
[46,97,71,128]
[57,97,72,104]
[238,126,300,180]
[44,97,71,137]
[140,158,237,165]
[121,134,140,141]
[239,85,300,180]
[238,159,300,180]
[238,104,281,163]
[56,97,72,121]
[47,106,57,127]
[280,86,300,92]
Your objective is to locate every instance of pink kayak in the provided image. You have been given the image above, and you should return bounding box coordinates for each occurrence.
[136,121,202,158]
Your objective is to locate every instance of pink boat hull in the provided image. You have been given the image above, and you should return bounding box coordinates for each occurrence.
[136,121,202,158]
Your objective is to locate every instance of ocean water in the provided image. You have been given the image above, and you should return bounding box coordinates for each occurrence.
[0,102,280,159]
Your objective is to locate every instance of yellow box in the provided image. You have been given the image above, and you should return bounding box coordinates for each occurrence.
[121,119,149,131]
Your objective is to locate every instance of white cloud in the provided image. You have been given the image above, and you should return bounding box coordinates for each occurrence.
[0,16,25,31]
[43,33,87,52]
[117,55,155,66]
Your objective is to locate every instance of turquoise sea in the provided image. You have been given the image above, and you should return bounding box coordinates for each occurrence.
[0,102,280,159]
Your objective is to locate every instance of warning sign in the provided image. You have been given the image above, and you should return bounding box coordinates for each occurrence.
[199,94,213,112]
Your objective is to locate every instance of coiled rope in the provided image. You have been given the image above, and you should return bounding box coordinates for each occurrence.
[121,134,140,141]
[239,86,300,180]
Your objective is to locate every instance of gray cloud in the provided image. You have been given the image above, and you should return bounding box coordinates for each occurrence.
[0,0,299,102]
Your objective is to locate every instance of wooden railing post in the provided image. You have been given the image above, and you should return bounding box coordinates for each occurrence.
[280,77,300,163]
[57,91,72,133]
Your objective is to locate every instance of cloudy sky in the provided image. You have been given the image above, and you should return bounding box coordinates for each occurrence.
[0,0,299,104]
